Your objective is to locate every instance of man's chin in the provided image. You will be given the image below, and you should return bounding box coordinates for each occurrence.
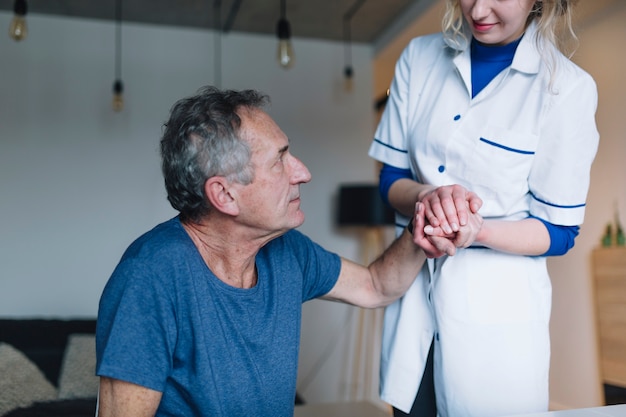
[291,212,306,229]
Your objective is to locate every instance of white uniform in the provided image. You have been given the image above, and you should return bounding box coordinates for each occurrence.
[368,22,599,417]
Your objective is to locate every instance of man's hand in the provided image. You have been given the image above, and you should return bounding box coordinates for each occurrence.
[411,202,457,258]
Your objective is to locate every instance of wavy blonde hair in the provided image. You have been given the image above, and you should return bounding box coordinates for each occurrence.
[441,0,579,87]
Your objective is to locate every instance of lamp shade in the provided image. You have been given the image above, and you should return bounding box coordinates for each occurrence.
[338,184,395,226]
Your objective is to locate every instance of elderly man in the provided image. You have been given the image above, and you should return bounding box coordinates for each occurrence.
[95,86,467,417]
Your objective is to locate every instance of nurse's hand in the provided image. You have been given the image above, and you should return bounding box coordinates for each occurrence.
[423,203,483,250]
[411,202,457,258]
[418,184,482,235]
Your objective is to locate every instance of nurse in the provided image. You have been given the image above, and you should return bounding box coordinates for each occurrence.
[368,0,599,416]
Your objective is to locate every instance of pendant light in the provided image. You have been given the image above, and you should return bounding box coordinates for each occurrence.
[343,18,354,92]
[112,0,124,112]
[342,0,365,91]
[276,0,294,69]
[9,0,27,41]
[213,0,222,88]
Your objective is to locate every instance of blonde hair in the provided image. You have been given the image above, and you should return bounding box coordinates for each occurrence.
[441,0,579,87]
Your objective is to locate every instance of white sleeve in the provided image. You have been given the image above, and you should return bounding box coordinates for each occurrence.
[368,41,415,169]
[528,70,600,226]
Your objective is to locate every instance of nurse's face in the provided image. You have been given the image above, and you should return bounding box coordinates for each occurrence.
[460,0,537,46]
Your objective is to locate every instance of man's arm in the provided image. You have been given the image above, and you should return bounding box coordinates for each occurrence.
[322,203,452,309]
[98,377,162,417]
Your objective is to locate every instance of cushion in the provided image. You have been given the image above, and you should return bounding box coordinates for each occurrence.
[0,343,57,416]
[3,398,97,417]
[57,334,99,399]
[0,319,97,386]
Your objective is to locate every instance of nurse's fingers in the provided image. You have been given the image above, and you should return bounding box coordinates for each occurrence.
[451,188,469,227]
[421,189,451,233]
[455,190,483,227]
[422,185,472,234]
[467,191,483,214]
[421,193,442,228]
[425,209,483,249]
[446,185,484,228]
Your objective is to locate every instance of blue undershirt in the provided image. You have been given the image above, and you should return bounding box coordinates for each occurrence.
[471,37,520,98]
[378,35,578,256]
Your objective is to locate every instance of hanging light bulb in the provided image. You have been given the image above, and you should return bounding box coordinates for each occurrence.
[9,0,27,41]
[343,66,354,92]
[277,19,294,68]
[342,14,354,92]
[342,1,365,92]
[112,79,124,112]
[276,0,294,69]
[111,0,124,111]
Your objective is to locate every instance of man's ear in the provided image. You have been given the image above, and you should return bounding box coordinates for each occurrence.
[205,177,240,216]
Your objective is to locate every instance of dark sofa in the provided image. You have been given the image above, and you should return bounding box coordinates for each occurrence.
[0,319,307,416]
[0,319,98,417]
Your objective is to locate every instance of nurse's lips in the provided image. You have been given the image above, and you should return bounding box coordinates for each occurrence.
[473,21,496,32]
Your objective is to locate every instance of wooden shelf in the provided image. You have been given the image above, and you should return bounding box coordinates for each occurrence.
[592,247,626,387]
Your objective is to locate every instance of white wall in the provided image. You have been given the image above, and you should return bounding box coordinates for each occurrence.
[372,0,626,410]
[0,12,380,404]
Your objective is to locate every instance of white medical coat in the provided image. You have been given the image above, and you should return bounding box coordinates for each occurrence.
[368,22,599,417]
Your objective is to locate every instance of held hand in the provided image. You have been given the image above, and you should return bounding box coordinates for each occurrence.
[419,184,482,235]
[412,202,457,258]
[451,208,483,249]
[423,202,483,250]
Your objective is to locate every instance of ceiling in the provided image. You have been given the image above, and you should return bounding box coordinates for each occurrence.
[0,0,423,44]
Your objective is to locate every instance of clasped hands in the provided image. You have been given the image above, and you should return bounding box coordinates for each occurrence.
[411,184,484,258]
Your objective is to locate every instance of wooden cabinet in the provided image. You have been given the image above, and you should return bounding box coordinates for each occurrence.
[592,247,626,387]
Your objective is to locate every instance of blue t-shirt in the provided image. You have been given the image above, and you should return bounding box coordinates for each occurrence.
[96,217,341,416]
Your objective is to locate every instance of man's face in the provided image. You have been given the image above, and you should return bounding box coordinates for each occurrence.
[234,108,311,237]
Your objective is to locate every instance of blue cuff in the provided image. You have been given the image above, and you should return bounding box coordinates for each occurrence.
[530,216,579,256]
[379,164,412,206]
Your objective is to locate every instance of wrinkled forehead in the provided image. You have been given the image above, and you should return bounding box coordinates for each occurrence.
[238,107,284,145]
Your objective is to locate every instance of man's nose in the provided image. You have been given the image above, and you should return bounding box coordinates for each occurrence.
[291,156,312,184]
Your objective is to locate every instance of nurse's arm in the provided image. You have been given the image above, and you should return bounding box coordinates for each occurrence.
[474,217,550,256]
[425,217,550,256]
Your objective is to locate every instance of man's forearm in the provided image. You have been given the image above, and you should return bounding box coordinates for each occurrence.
[98,377,162,417]
[368,227,426,305]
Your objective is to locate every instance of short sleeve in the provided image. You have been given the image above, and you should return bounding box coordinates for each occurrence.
[96,259,177,392]
[282,231,341,302]
[528,69,599,225]
[369,42,414,169]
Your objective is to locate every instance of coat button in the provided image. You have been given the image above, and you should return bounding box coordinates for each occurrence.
[438,165,445,173]
[454,114,461,121]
